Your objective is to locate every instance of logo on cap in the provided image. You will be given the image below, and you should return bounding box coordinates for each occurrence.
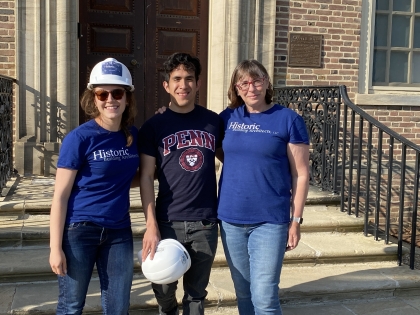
[102,60,122,76]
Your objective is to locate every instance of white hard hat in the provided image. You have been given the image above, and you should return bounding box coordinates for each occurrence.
[138,239,191,284]
[87,58,135,91]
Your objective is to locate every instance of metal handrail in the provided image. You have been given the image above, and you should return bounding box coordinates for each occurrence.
[275,85,342,193]
[274,85,420,270]
[339,85,420,270]
[0,74,14,195]
[340,86,420,149]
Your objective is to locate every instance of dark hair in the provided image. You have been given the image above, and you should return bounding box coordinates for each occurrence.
[79,87,137,147]
[227,59,274,109]
[163,52,201,82]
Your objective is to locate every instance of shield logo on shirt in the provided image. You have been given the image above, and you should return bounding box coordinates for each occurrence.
[179,148,204,172]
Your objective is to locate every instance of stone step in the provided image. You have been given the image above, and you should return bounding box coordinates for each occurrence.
[0,205,362,248]
[0,179,342,215]
[0,231,403,284]
[1,261,420,314]
[1,178,418,314]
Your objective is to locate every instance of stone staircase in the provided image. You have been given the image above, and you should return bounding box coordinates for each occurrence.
[1,176,420,314]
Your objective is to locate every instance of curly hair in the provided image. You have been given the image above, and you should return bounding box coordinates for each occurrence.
[79,88,137,146]
[227,59,274,109]
[163,52,201,82]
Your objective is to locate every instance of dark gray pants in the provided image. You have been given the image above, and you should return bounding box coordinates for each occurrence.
[152,220,218,315]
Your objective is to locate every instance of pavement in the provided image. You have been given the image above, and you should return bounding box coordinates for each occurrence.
[1,175,420,314]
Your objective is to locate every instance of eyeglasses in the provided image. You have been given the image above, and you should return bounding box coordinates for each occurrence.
[235,77,265,91]
[94,89,126,101]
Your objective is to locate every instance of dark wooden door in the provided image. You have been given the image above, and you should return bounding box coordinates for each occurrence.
[144,0,209,120]
[79,0,145,127]
[79,0,209,127]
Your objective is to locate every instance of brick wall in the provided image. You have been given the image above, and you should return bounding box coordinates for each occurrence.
[360,106,420,146]
[273,1,420,241]
[274,0,362,99]
[274,0,420,148]
[0,1,15,77]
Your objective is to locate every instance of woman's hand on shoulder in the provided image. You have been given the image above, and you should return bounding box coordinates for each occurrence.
[154,102,171,115]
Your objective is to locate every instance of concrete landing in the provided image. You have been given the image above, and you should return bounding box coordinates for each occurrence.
[1,261,420,314]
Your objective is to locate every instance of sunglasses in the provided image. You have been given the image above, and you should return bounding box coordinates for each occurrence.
[94,89,126,101]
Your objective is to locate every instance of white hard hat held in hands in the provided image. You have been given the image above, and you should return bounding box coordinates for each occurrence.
[138,239,191,284]
[87,58,135,91]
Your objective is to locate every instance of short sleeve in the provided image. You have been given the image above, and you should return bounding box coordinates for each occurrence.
[289,115,310,145]
[57,131,87,170]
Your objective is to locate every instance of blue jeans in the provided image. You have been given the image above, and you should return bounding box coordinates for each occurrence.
[56,222,134,315]
[151,220,218,315]
[220,221,288,315]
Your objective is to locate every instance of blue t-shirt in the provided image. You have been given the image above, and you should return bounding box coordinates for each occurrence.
[217,104,309,224]
[57,119,139,229]
[138,105,224,222]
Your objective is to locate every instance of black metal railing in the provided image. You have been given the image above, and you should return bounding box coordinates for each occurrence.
[274,85,420,270]
[0,75,14,195]
[275,86,341,193]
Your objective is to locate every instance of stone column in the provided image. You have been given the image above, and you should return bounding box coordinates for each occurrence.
[15,0,78,176]
[207,0,276,114]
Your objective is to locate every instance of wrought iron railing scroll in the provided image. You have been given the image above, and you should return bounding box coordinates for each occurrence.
[274,85,420,270]
[0,75,14,195]
[274,86,341,193]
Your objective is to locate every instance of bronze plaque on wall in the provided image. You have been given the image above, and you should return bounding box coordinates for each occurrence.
[288,33,322,68]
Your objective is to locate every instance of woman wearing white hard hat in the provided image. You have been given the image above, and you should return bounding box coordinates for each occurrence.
[49,58,139,314]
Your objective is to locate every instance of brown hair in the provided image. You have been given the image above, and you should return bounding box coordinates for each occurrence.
[79,87,137,146]
[163,52,201,82]
[227,59,274,109]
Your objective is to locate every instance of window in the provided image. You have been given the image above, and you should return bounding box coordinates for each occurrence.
[373,0,420,86]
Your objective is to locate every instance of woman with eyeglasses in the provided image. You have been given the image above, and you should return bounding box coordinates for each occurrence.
[49,58,139,314]
[216,59,310,315]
